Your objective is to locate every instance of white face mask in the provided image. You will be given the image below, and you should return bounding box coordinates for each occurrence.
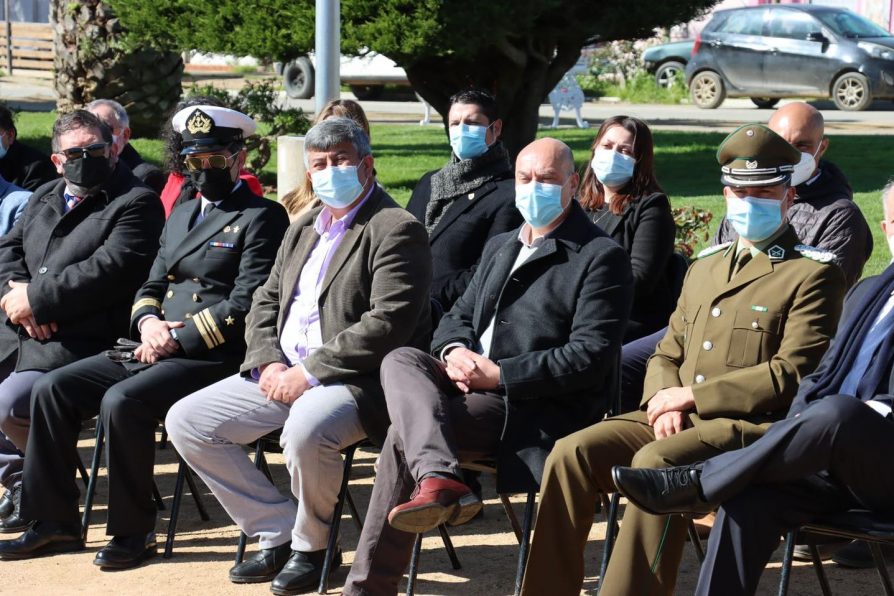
[790,145,822,186]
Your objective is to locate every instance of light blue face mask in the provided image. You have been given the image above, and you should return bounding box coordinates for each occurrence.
[449,123,491,161]
[590,148,636,188]
[515,180,565,228]
[725,195,784,242]
[310,164,365,209]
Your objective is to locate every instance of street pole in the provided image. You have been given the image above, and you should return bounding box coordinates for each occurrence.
[315,0,340,115]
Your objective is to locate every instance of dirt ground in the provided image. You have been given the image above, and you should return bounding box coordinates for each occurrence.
[0,426,889,595]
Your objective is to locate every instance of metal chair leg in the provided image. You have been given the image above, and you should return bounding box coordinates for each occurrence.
[235,438,266,565]
[869,542,894,596]
[778,530,797,596]
[345,488,363,532]
[406,533,423,596]
[597,492,621,594]
[318,445,356,594]
[437,523,461,569]
[182,463,210,521]
[81,422,105,543]
[158,427,168,450]
[500,493,523,542]
[153,480,165,511]
[164,459,188,558]
[514,492,536,596]
[807,542,833,596]
[77,459,89,489]
[686,518,705,563]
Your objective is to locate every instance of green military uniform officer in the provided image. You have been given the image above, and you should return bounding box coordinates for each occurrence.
[520,123,847,596]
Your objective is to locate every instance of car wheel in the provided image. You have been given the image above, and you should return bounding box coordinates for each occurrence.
[284,57,314,99]
[689,71,726,109]
[832,72,872,111]
[349,85,385,100]
[655,61,685,88]
[750,97,780,109]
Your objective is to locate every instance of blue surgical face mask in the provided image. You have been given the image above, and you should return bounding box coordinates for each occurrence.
[310,164,365,209]
[515,180,565,228]
[725,194,784,242]
[590,148,636,188]
[449,123,492,161]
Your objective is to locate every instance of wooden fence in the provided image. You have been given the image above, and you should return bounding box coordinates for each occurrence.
[0,21,52,78]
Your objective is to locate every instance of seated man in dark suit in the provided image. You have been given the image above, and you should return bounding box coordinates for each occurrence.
[165,117,433,593]
[407,89,522,316]
[87,99,165,195]
[343,137,634,595]
[0,105,57,192]
[613,247,894,595]
[0,110,165,533]
[0,105,288,567]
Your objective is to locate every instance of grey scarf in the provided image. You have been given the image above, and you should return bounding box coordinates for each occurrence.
[424,142,511,234]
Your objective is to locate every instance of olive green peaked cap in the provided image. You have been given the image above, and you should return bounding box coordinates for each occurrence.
[717,123,801,187]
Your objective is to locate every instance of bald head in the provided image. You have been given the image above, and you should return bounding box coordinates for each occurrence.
[768,103,828,175]
[514,137,580,233]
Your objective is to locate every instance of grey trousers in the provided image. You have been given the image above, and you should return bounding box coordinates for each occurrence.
[165,373,366,551]
[0,353,44,489]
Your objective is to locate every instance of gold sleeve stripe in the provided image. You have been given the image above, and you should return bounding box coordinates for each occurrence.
[192,310,218,350]
[199,309,226,346]
[131,298,162,316]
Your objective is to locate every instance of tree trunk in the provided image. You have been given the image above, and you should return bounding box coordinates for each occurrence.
[51,0,183,138]
[404,35,586,161]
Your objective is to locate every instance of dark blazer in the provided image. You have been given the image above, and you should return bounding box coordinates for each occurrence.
[0,140,57,192]
[242,186,433,445]
[407,169,523,311]
[119,143,165,195]
[0,162,165,371]
[588,191,676,341]
[130,183,289,363]
[433,200,633,492]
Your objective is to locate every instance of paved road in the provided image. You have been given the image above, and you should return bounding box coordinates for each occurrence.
[4,75,893,134]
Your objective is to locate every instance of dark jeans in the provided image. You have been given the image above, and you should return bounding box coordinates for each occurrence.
[619,327,665,413]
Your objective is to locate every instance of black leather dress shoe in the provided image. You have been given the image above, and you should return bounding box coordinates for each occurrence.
[229,542,293,584]
[271,548,341,595]
[0,489,12,519]
[0,523,84,560]
[93,533,157,569]
[612,463,712,516]
[0,483,33,534]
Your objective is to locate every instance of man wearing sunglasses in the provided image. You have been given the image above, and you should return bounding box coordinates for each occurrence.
[0,105,289,567]
[0,109,165,536]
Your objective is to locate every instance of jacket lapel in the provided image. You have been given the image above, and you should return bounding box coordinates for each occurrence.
[167,197,239,269]
[429,181,498,242]
[276,222,322,329]
[318,189,383,299]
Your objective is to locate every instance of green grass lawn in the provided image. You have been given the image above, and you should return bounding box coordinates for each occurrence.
[13,112,892,277]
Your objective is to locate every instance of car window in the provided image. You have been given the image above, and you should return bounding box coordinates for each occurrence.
[715,9,765,36]
[767,10,819,40]
[816,10,892,38]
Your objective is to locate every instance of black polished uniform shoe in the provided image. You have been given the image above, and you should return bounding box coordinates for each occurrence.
[0,489,13,519]
[611,463,712,517]
[93,533,158,569]
[271,548,342,595]
[0,484,33,534]
[229,542,293,584]
[0,522,84,560]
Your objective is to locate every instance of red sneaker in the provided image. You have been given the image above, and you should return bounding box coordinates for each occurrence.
[387,476,482,533]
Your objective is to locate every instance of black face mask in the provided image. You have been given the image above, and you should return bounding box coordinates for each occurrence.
[190,167,236,201]
[63,155,112,195]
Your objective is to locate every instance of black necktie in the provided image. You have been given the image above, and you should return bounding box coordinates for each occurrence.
[191,202,214,230]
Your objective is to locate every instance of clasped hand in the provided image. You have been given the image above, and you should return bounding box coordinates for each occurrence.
[258,362,309,405]
[2,281,58,340]
[444,347,500,393]
[646,386,695,440]
[139,317,184,360]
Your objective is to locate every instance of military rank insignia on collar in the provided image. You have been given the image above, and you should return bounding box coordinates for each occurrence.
[697,241,732,259]
[767,245,785,261]
[794,244,835,263]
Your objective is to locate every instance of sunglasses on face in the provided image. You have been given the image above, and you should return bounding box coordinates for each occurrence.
[184,153,236,171]
[58,143,109,160]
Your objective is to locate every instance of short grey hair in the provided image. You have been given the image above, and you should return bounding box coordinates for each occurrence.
[304,117,371,160]
[86,98,129,129]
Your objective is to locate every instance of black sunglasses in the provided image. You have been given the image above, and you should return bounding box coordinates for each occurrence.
[58,142,109,160]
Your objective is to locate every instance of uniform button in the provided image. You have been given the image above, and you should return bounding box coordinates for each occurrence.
[166,274,175,281]
[711,307,721,317]
[751,321,760,329]
[695,374,706,383]
[185,313,192,319]
[166,290,174,298]
[192,293,200,302]
[161,309,165,315]
[192,277,200,283]
[703,340,713,351]
[38,266,47,274]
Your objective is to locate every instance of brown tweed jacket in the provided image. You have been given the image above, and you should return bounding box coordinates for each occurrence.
[242,185,432,444]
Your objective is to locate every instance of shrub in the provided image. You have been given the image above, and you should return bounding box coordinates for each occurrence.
[673,205,713,258]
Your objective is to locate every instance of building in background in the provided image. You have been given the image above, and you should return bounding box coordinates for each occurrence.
[0,0,48,23]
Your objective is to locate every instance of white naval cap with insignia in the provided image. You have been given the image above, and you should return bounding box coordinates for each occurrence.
[172,105,257,155]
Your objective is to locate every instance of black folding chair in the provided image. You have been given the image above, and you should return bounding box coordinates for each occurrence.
[779,511,894,596]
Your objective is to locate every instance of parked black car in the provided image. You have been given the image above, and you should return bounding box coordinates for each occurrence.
[686,5,894,111]
[642,40,694,87]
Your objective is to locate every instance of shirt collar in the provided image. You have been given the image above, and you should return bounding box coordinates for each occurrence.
[314,183,375,235]
[517,223,548,249]
[735,224,789,256]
